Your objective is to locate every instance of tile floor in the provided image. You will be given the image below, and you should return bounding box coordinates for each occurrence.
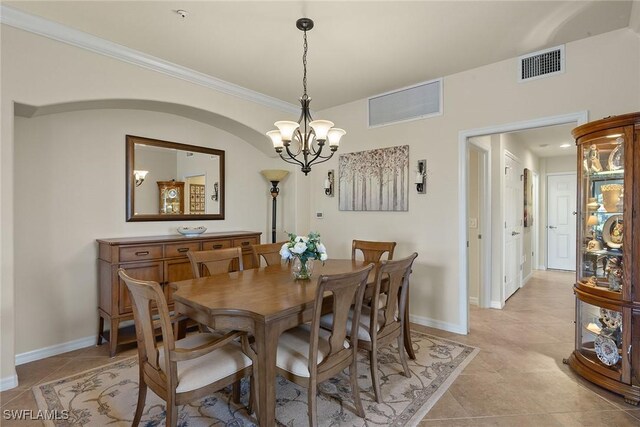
[1,270,639,426]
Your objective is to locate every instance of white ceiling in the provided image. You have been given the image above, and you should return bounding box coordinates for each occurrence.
[4,1,635,110]
[507,123,576,158]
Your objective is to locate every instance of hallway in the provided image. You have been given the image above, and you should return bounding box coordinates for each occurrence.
[417,270,640,425]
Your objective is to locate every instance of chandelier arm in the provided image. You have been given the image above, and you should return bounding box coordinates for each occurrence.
[278,152,305,167]
[282,144,305,167]
[307,154,335,167]
[313,151,336,160]
[303,144,327,166]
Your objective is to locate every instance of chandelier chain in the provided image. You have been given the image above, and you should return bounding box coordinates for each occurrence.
[302,30,308,97]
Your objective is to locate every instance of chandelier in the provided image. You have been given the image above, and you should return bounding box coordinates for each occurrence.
[266,18,345,175]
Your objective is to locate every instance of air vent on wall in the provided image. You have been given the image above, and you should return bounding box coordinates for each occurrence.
[518,45,565,82]
[368,78,442,127]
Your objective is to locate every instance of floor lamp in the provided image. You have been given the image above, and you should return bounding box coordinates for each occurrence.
[260,170,289,243]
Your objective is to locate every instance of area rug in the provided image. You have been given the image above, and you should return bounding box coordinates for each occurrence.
[33,332,477,426]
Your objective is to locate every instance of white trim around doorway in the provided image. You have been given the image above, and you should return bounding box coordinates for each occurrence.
[457,111,588,334]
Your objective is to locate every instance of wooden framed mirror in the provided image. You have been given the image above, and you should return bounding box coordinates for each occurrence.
[126,135,225,221]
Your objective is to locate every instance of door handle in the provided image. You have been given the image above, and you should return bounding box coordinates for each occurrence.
[548,226,557,229]
[511,231,520,236]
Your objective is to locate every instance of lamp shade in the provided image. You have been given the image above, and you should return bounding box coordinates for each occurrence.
[587,215,599,226]
[309,120,334,141]
[266,130,284,149]
[134,170,149,180]
[327,128,346,148]
[274,121,299,142]
[261,169,289,182]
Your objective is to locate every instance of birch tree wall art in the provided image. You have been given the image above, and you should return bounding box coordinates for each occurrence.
[339,145,409,211]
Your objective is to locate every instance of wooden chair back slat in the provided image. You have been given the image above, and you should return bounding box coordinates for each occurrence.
[117,269,174,374]
[187,247,243,278]
[351,240,396,263]
[308,264,374,376]
[251,242,286,267]
[370,253,418,335]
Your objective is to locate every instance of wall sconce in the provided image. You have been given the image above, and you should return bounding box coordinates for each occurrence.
[415,160,426,194]
[324,169,335,196]
[211,182,219,201]
[133,170,148,187]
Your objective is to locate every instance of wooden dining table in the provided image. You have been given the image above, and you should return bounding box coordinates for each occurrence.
[170,259,414,426]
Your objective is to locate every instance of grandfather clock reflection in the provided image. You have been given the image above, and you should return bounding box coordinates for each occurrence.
[157,180,184,214]
[260,170,289,243]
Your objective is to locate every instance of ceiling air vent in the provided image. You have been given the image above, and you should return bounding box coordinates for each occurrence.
[518,45,565,82]
[368,78,442,127]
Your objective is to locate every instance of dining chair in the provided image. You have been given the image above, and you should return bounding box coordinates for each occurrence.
[351,239,396,263]
[275,264,375,427]
[117,268,255,427]
[251,241,286,267]
[352,240,416,360]
[324,253,418,403]
[187,247,243,278]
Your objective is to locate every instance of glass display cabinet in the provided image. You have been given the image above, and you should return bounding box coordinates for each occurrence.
[567,112,640,405]
[157,180,185,215]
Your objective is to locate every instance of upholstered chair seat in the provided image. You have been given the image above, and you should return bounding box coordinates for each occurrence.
[319,306,386,342]
[276,324,332,377]
[158,333,252,393]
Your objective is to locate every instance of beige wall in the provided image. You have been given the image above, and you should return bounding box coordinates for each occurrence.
[1,24,639,384]
[0,26,294,384]
[13,109,295,355]
[308,28,639,330]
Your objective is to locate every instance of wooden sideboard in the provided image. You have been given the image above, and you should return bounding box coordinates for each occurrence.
[96,231,261,356]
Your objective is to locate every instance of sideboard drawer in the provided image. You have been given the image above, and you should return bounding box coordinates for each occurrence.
[233,236,259,251]
[165,242,200,258]
[120,245,163,262]
[202,240,232,251]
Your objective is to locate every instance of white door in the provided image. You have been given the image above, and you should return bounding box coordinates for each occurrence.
[547,174,577,270]
[504,153,523,301]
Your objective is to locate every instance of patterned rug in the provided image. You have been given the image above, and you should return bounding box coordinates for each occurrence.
[33,332,477,426]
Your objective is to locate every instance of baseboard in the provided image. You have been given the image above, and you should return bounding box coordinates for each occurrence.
[490,300,504,309]
[469,297,479,306]
[522,272,533,287]
[15,335,95,366]
[537,265,547,271]
[409,313,467,335]
[0,374,18,391]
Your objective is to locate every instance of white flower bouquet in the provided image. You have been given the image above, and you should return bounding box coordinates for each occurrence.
[280,232,327,279]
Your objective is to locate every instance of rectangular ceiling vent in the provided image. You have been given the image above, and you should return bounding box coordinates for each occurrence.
[368,78,442,128]
[518,45,565,82]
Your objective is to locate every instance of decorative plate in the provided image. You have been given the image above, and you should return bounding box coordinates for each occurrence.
[602,215,623,249]
[599,308,622,329]
[594,334,620,366]
[168,189,178,199]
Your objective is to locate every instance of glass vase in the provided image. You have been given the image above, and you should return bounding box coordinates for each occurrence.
[292,257,314,280]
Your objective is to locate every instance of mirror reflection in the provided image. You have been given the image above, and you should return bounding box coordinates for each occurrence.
[126,135,225,221]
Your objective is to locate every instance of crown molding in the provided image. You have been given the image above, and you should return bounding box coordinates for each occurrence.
[0,5,299,115]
